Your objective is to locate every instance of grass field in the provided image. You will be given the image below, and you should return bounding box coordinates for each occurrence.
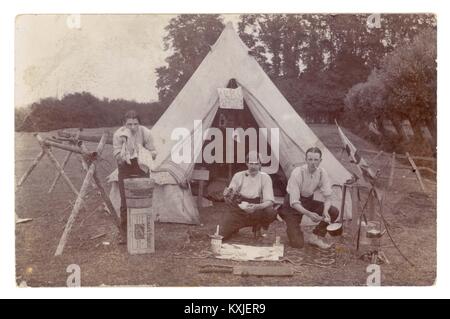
[14,125,436,286]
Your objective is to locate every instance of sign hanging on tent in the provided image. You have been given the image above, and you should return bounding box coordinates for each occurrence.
[217,87,244,109]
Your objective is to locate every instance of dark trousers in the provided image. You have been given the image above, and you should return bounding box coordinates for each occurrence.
[280,194,339,248]
[219,197,277,240]
[117,158,149,231]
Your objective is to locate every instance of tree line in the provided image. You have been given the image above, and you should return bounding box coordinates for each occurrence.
[156,14,436,155]
[15,92,164,132]
[17,14,436,155]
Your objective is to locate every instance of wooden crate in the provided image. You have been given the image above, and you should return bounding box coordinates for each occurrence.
[124,178,154,208]
[127,207,155,254]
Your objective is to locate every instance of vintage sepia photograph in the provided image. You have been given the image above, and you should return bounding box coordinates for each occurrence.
[14,13,436,287]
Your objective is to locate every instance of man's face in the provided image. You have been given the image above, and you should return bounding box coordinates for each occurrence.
[125,118,139,134]
[306,152,322,172]
[247,162,261,174]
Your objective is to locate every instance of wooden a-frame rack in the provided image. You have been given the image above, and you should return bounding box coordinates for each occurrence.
[16,129,121,256]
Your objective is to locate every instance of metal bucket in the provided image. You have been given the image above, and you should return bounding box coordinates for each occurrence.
[210,234,223,254]
[366,221,383,239]
[124,178,155,208]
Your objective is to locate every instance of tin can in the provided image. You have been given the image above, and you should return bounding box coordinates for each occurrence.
[210,234,223,254]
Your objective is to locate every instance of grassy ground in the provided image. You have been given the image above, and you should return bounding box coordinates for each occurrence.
[14,125,436,286]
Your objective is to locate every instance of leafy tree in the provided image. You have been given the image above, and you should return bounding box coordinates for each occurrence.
[344,28,436,151]
[155,15,224,107]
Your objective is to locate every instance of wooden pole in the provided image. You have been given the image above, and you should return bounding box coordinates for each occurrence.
[78,142,97,188]
[16,149,45,188]
[198,180,204,208]
[36,135,84,200]
[350,185,360,236]
[367,190,375,221]
[58,130,113,145]
[92,171,121,229]
[406,152,426,192]
[328,146,436,162]
[42,138,86,155]
[15,213,33,224]
[368,150,383,166]
[54,162,97,256]
[388,152,396,188]
[48,130,82,194]
[55,132,108,256]
[339,147,345,162]
[79,152,89,171]
[416,166,437,175]
[340,184,348,225]
[48,151,72,193]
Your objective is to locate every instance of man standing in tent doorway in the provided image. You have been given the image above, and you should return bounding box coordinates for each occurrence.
[113,110,157,241]
[280,147,339,249]
[219,151,277,240]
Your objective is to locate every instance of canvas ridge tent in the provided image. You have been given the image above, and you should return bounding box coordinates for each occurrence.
[149,22,353,224]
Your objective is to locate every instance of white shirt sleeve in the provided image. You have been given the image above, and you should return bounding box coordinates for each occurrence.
[319,168,333,197]
[141,126,156,152]
[261,173,275,203]
[228,172,242,192]
[286,167,303,207]
[112,127,126,160]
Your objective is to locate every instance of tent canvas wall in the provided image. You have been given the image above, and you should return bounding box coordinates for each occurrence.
[149,22,353,224]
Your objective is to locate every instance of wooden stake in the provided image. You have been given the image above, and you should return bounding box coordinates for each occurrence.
[78,153,89,171]
[42,138,86,155]
[16,150,45,188]
[36,140,79,194]
[339,147,345,162]
[15,213,33,224]
[350,185,360,236]
[340,184,348,225]
[92,171,120,229]
[58,130,113,145]
[367,190,375,221]
[233,265,293,277]
[197,180,204,208]
[368,150,383,166]
[406,152,426,192]
[48,130,81,194]
[79,143,97,189]
[48,151,72,193]
[35,134,91,209]
[55,132,108,256]
[54,162,97,256]
[388,152,396,188]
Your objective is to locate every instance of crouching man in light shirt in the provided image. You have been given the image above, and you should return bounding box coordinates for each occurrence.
[219,151,277,240]
[280,147,340,249]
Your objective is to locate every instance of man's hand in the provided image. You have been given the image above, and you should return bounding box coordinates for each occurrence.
[307,212,324,223]
[223,187,233,198]
[223,187,234,205]
[243,204,256,214]
[251,203,262,211]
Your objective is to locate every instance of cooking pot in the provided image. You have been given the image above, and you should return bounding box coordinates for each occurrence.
[326,223,343,236]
